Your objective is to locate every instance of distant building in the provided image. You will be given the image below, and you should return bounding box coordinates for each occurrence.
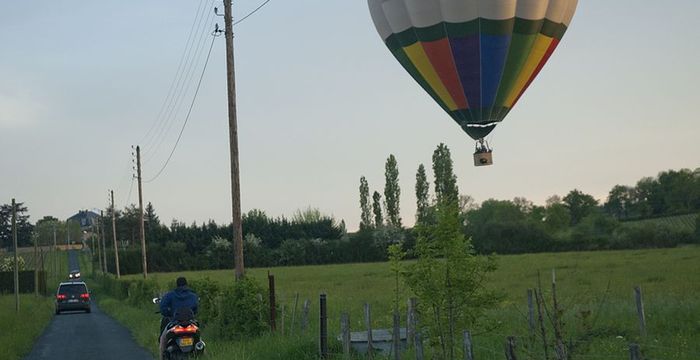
[67,210,100,232]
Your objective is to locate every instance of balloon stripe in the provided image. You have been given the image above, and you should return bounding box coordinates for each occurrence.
[480,34,512,112]
[449,35,481,116]
[512,37,560,107]
[403,43,459,111]
[421,38,469,109]
[504,35,554,107]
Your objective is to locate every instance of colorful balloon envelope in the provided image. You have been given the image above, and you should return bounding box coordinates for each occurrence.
[368,0,578,141]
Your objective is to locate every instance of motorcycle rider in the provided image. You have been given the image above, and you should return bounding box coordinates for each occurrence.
[159,277,198,354]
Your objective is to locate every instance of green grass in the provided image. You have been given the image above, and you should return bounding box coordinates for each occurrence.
[0,294,56,359]
[97,246,700,359]
[623,213,698,232]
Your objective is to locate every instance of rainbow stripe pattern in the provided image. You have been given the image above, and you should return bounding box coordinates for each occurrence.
[368,0,578,140]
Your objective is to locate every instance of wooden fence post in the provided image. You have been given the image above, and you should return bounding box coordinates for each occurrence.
[505,336,517,360]
[268,272,276,332]
[634,286,647,337]
[301,299,310,334]
[629,343,643,360]
[463,330,474,360]
[281,304,286,336]
[393,310,401,360]
[291,292,299,336]
[319,294,328,359]
[535,289,549,360]
[415,331,424,360]
[341,312,351,358]
[527,289,535,337]
[407,298,417,349]
[365,303,374,360]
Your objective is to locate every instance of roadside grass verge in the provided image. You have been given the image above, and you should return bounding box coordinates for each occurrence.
[0,294,55,360]
[98,246,700,359]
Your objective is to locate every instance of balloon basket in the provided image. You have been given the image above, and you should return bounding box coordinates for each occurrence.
[473,151,493,167]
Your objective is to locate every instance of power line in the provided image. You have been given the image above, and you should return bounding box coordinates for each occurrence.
[139,0,208,147]
[144,7,217,164]
[234,0,271,26]
[145,35,218,183]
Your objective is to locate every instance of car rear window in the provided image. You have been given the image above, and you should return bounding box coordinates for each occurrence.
[59,284,87,295]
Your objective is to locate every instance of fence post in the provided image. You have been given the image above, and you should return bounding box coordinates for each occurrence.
[629,343,643,360]
[463,331,474,360]
[319,293,328,359]
[393,310,401,360]
[634,286,647,337]
[301,299,310,334]
[407,297,416,349]
[365,303,374,360]
[415,331,424,360]
[535,289,549,360]
[281,304,286,336]
[341,312,351,358]
[505,336,517,360]
[268,272,276,332]
[527,289,535,337]
[291,292,299,336]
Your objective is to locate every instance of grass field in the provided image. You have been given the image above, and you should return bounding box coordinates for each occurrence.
[622,213,698,232]
[96,246,700,359]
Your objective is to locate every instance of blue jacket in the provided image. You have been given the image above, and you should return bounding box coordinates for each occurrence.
[160,286,198,318]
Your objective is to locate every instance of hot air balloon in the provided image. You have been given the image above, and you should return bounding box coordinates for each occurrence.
[368,0,578,166]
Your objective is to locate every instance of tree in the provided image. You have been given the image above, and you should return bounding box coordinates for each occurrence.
[544,203,571,233]
[604,185,635,219]
[415,164,430,225]
[0,201,33,248]
[432,143,459,205]
[359,176,372,229]
[563,190,599,225]
[405,146,498,359]
[372,191,383,227]
[384,154,402,227]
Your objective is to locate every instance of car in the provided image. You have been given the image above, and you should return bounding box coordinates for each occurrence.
[68,270,81,279]
[55,281,91,314]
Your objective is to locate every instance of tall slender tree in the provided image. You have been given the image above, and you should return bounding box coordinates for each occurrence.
[415,164,430,225]
[432,143,459,206]
[372,191,384,228]
[384,154,402,227]
[359,176,372,229]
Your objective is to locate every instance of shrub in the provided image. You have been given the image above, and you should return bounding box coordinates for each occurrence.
[215,276,268,340]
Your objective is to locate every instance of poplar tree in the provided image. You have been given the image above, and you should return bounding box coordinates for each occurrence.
[384,154,402,227]
[372,191,384,227]
[359,176,372,229]
[415,164,430,225]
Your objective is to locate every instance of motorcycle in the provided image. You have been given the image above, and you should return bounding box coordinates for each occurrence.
[153,297,206,359]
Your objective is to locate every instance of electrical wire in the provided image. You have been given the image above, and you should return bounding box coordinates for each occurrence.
[144,35,218,183]
[234,0,271,26]
[144,8,217,164]
[125,176,135,207]
[139,0,208,147]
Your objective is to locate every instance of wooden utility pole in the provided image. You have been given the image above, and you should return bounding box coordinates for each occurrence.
[100,210,107,273]
[111,190,121,278]
[34,232,38,296]
[12,199,19,313]
[136,145,148,278]
[223,0,244,280]
[96,220,103,273]
[52,224,57,279]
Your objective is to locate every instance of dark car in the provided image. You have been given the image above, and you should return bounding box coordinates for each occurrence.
[55,281,91,314]
[68,270,81,279]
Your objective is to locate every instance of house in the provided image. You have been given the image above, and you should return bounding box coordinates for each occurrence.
[67,210,100,232]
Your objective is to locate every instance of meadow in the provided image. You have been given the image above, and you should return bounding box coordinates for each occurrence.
[95,246,700,359]
[622,213,698,232]
[0,250,68,360]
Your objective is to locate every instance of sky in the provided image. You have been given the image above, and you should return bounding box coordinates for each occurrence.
[1,0,699,231]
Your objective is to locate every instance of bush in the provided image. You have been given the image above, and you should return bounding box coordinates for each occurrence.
[215,276,268,340]
[188,277,222,328]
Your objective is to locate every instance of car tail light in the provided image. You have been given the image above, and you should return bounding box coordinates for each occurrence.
[80,293,90,300]
[172,324,198,334]
[56,294,66,300]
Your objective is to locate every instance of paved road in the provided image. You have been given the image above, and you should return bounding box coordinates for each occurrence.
[24,250,153,360]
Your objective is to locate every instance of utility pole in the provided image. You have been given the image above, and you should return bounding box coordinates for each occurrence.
[34,232,38,297]
[96,220,103,273]
[12,198,19,313]
[223,0,245,280]
[100,211,107,273]
[136,145,148,278]
[52,223,57,281]
[111,190,121,278]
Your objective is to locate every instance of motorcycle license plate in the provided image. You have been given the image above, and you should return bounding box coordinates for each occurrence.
[179,337,193,347]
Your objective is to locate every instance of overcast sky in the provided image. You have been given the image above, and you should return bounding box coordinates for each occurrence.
[1,0,698,231]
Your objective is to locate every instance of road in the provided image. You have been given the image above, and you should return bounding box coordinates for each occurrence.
[24,250,153,360]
